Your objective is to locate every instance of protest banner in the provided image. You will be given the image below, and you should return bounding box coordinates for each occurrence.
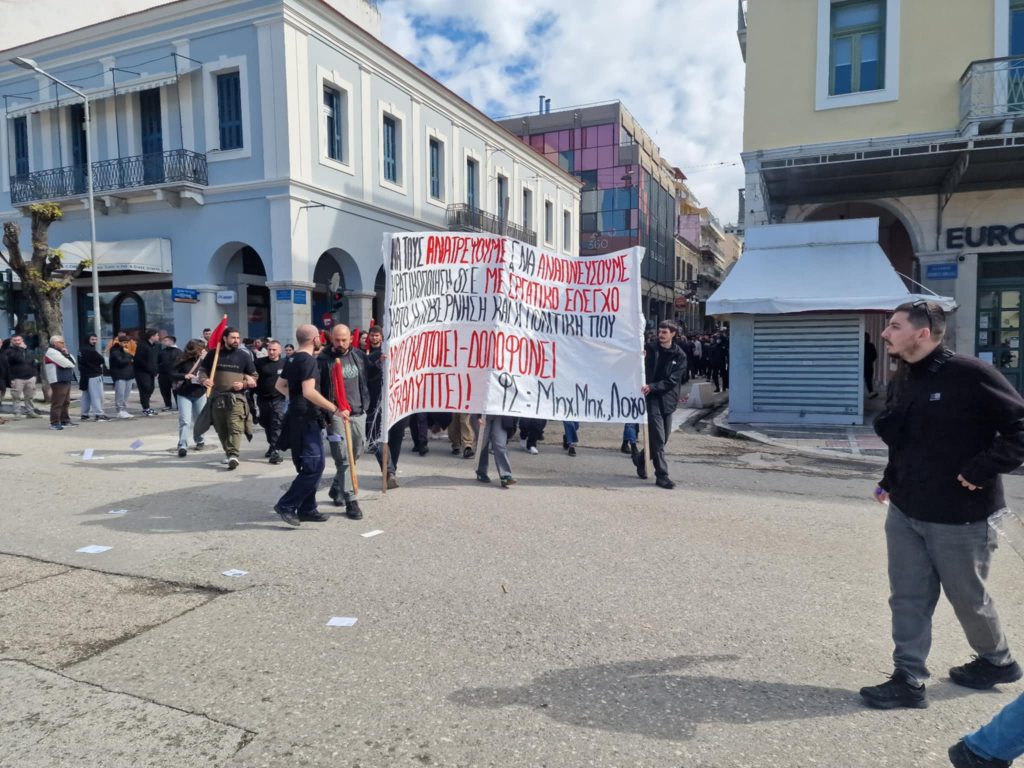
[381,233,647,431]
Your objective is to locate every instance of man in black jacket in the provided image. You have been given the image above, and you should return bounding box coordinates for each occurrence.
[78,335,110,421]
[255,340,287,464]
[134,329,160,416]
[637,320,688,489]
[157,335,180,411]
[318,324,369,519]
[4,334,42,418]
[861,301,1024,711]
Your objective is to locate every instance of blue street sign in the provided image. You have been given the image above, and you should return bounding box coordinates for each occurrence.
[925,263,958,280]
[293,290,307,305]
[171,287,199,303]
[275,289,292,301]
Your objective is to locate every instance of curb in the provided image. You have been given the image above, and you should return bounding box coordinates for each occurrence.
[711,409,887,467]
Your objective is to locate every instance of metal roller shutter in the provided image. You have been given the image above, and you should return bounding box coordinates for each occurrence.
[752,314,863,419]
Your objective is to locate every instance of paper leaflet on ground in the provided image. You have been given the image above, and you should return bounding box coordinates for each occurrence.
[381,233,646,429]
[327,616,358,627]
[221,569,248,578]
[361,530,384,538]
[130,439,144,450]
[76,545,111,554]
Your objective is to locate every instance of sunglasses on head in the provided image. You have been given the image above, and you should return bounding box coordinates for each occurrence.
[910,300,935,333]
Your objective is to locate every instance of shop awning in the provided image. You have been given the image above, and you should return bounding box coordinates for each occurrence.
[57,238,172,274]
[5,68,198,120]
[707,218,956,315]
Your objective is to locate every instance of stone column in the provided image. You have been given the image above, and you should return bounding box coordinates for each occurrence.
[186,284,230,340]
[343,290,376,330]
[267,280,315,344]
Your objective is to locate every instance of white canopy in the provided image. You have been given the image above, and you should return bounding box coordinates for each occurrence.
[707,218,956,315]
[57,239,172,273]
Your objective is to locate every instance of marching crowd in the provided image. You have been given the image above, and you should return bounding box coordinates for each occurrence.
[8,301,1024,766]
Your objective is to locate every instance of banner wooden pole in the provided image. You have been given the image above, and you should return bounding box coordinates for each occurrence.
[204,315,228,395]
[640,416,651,481]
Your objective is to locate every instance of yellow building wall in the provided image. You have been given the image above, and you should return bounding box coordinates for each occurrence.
[744,0,995,152]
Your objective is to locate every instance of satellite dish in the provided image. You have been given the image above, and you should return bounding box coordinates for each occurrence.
[329,272,341,293]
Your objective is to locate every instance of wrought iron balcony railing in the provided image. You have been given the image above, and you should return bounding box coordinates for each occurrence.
[446,203,537,246]
[960,56,1024,132]
[9,149,208,205]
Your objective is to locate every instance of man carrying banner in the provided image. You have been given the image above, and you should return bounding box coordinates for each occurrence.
[199,324,257,470]
[637,320,688,489]
[319,324,368,519]
[273,324,340,526]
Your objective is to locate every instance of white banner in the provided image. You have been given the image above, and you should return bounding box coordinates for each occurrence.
[382,233,646,428]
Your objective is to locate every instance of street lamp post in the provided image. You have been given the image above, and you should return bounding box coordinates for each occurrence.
[12,57,101,346]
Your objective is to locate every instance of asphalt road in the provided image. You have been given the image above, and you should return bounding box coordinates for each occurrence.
[2,412,1023,767]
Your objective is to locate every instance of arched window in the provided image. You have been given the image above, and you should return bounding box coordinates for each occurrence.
[112,292,145,336]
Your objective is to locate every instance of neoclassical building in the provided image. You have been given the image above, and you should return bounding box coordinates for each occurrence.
[0,0,581,345]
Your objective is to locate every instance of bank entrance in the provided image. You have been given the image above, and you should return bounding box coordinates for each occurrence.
[977,253,1024,393]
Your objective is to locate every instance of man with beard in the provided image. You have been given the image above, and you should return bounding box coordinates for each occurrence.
[199,327,257,470]
[318,324,368,519]
[860,301,1024,711]
[255,339,287,464]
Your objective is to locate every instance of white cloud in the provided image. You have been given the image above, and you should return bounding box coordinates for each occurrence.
[379,0,747,224]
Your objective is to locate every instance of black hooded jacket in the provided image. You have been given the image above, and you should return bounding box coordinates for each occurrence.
[874,346,1024,524]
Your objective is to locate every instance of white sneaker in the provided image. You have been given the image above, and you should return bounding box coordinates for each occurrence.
[528,446,539,455]
[118,410,134,419]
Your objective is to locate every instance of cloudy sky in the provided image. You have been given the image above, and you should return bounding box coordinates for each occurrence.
[0,0,746,222]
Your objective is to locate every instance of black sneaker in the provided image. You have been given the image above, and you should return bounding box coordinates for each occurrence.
[948,739,1012,768]
[620,440,631,454]
[656,477,676,489]
[859,671,928,709]
[950,657,1024,690]
[463,446,474,459]
[227,457,239,471]
[475,471,491,483]
[415,444,428,456]
[193,442,205,451]
[273,504,301,527]
[500,475,517,488]
[269,451,283,465]
[345,500,363,520]
[178,447,187,457]
[264,448,273,458]
[298,510,329,522]
[95,414,111,421]
[451,446,460,455]
[328,487,344,507]
[567,445,577,457]
[386,473,399,489]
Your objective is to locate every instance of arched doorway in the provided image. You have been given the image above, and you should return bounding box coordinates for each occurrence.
[372,266,385,326]
[220,244,270,338]
[312,252,345,328]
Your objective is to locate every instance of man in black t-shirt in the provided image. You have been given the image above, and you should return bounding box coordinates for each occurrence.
[274,324,343,526]
[199,327,257,470]
[255,339,287,464]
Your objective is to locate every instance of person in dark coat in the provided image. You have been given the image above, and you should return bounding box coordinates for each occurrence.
[157,335,181,411]
[636,320,688,489]
[0,344,9,421]
[708,334,729,393]
[134,328,160,416]
[78,334,110,421]
[861,301,1024,711]
[108,334,136,418]
[864,331,878,398]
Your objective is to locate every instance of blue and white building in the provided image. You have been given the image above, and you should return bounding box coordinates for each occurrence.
[0,0,581,345]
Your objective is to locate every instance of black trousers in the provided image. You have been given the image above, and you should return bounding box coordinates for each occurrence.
[135,372,155,409]
[157,373,175,408]
[409,412,429,448]
[711,365,728,391]
[376,416,407,474]
[518,417,546,449]
[647,407,674,480]
[258,396,286,449]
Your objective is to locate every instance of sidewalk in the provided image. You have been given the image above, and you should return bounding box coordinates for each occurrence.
[713,395,888,465]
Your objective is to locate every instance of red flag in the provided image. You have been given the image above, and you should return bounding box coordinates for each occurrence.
[206,316,228,350]
[331,358,351,413]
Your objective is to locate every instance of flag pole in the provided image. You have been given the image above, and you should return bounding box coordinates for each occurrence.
[205,314,228,395]
[334,359,359,495]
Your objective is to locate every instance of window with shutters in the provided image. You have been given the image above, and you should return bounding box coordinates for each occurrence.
[324,86,344,162]
[12,116,29,178]
[217,72,243,150]
[382,115,398,184]
[429,137,444,200]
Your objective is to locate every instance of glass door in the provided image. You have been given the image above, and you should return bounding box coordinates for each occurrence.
[139,89,164,185]
[978,288,1023,392]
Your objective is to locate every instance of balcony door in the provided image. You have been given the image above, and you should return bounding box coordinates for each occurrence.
[140,89,164,185]
[1011,0,1024,111]
[69,104,87,194]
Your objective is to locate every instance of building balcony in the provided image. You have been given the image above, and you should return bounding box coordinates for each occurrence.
[960,56,1024,135]
[10,149,208,206]
[446,203,537,246]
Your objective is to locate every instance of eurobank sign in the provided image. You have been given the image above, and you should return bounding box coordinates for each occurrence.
[946,224,1024,250]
